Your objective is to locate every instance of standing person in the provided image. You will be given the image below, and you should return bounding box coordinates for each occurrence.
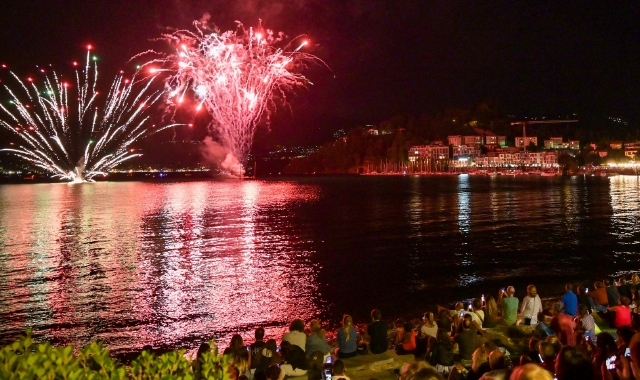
[306,320,331,359]
[282,319,306,352]
[560,283,578,316]
[497,286,518,326]
[337,314,358,359]
[367,309,389,354]
[520,285,543,325]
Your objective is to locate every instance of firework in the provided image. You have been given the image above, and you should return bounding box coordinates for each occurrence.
[0,48,181,182]
[151,17,322,175]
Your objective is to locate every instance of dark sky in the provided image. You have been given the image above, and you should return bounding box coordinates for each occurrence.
[1,1,640,145]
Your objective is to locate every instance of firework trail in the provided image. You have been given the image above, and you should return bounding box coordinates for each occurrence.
[148,16,322,176]
[0,48,181,182]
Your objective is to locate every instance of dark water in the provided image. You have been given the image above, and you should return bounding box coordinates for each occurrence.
[1,175,639,354]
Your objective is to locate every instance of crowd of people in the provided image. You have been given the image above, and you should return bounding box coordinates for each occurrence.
[208,275,640,380]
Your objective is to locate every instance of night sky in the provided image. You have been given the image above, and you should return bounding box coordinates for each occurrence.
[1,1,639,146]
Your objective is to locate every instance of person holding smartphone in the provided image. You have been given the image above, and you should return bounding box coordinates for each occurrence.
[497,286,519,326]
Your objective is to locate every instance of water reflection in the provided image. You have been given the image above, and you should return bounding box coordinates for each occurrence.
[0,181,324,353]
[2,176,640,352]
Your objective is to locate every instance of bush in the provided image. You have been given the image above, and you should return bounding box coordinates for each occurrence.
[0,331,232,380]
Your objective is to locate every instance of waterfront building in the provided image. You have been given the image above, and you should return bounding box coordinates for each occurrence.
[408,144,450,172]
[515,136,538,148]
[452,145,481,159]
[463,135,484,145]
[624,142,640,159]
[543,137,580,150]
[408,145,450,162]
[485,135,507,147]
[447,135,462,146]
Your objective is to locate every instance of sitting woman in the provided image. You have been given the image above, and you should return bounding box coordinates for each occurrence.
[337,314,359,359]
[420,312,438,339]
[223,335,250,379]
[395,321,416,356]
[483,296,499,328]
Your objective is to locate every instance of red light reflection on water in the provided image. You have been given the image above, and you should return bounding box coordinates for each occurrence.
[0,181,324,354]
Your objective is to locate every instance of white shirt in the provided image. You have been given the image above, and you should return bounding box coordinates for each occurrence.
[520,295,543,324]
[421,324,438,338]
[469,310,485,328]
[283,330,307,351]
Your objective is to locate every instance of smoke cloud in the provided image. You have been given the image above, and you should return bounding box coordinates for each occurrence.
[200,136,245,177]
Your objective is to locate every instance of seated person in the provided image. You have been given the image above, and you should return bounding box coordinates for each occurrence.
[538,342,556,375]
[497,286,518,325]
[306,320,331,358]
[609,296,632,328]
[332,359,350,380]
[534,312,555,340]
[560,283,578,316]
[282,319,306,352]
[420,312,438,339]
[453,316,476,362]
[249,328,266,373]
[279,341,307,377]
[574,305,596,345]
[367,309,389,354]
[427,329,454,374]
[483,296,499,328]
[604,279,621,307]
[587,281,609,312]
[549,303,575,346]
[337,314,358,359]
[395,321,417,355]
[254,339,282,376]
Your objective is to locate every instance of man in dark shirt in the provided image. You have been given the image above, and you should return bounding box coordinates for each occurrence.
[367,309,389,354]
[249,327,266,371]
[618,278,632,299]
[604,279,621,307]
[454,316,476,361]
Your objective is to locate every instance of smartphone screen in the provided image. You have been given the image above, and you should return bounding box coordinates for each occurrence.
[468,304,472,310]
[606,355,617,370]
[626,348,631,358]
[585,331,590,341]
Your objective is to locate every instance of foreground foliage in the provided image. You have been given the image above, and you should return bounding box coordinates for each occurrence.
[0,332,231,380]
